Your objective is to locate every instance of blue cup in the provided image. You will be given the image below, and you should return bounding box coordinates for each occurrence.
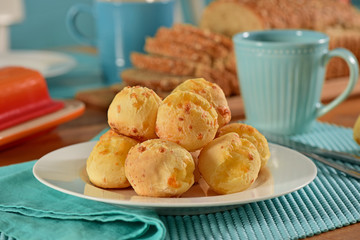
[66,0,174,85]
[233,30,359,135]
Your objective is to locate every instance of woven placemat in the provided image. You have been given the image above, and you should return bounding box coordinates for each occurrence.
[160,122,360,239]
[1,122,358,240]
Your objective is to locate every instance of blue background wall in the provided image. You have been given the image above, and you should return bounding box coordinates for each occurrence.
[10,0,95,49]
[8,0,214,50]
[13,0,358,50]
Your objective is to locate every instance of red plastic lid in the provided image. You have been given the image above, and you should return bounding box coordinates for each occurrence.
[0,67,65,130]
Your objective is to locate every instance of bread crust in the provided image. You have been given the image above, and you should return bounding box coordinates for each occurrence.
[145,37,212,65]
[201,0,360,37]
[123,23,239,96]
[125,139,195,197]
[200,0,265,37]
[172,24,233,50]
[131,53,197,76]
[155,27,229,59]
[200,0,360,79]
[198,132,261,194]
[121,69,190,92]
[325,28,360,79]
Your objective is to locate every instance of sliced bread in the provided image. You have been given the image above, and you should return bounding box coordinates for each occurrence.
[155,27,229,59]
[121,68,191,92]
[131,53,198,76]
[145,37,213,65]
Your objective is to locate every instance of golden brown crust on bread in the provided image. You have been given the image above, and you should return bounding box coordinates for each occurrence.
[121,69,191,92]
[217,123,270,169]
[354,115,360,145]
[200,0,360,79]
[172,24,234,51]
[126,24,239,96]
[172,78,231,128]
[201,0,360,37]
[131,53,197,76]
[86,130,139,189]
[325,28,360,79]
[107,86,162,141]
[122,66,237,97]
[200,0,265,37]
[156,91,219,152]
[123,24,239,96]
[125,139,195,197]
[195,65,233,96]
[145,37,212,65]
[198,132,261,194]
[155,27,229,59]
[122,66,238,97]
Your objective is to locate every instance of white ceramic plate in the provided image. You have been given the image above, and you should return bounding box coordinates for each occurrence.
[0,50,76,78]
[33,142,317,215]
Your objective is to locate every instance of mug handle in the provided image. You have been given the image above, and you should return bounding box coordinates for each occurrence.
[317,48,359,117]
[66,4,96,46]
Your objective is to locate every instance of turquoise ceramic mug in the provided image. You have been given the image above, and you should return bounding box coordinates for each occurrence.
[66,0,174,84]
[233,30,359,135]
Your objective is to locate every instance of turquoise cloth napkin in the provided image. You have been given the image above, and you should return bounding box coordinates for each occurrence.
[0,161,166,240]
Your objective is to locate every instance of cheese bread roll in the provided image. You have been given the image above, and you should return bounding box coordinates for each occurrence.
[156,91,218,151]
[354,115,360,145]
[125,139,195,197]
[190,150,201,183]
[86,130,139,188]
[218,123,270,168]
[108,86,162,141]
[172,78,231,128]
[198,132,261,194]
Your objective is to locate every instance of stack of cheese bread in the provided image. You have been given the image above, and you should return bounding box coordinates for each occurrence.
[121,24,239,97]
[200,0,360,79]
[86,78,271,197]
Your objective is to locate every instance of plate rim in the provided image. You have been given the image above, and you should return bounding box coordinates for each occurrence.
[0,50,77,78]
[33,141,317,209]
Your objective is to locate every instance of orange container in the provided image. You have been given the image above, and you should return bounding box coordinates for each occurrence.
[0,67,64,130]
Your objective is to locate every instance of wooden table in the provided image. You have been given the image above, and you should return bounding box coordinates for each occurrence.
[0,95,359,239]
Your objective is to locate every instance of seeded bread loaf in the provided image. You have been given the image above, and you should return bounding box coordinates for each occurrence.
[145,37,212,66]
[200,0,360,79]
[325,28,360,79]
[155,27,230,59]
[200,0,360,37]
[129,52,238,96]
[131,53,198,76]
[121,68,190,92]
[173,23,234,50]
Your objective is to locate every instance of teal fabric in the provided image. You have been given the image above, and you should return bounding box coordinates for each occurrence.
[0,161,166,240]
[1,122,359,240]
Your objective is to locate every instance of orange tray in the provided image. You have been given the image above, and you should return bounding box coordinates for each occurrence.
[0,99,85,148]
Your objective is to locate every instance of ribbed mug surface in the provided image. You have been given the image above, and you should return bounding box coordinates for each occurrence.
[233,30,358,135]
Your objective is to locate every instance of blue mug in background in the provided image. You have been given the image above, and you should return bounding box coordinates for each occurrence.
[66,0,174,85]
[233,30,359,135]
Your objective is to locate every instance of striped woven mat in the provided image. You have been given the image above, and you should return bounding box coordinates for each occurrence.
[1,122,358,240]
[161,122,360,239]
